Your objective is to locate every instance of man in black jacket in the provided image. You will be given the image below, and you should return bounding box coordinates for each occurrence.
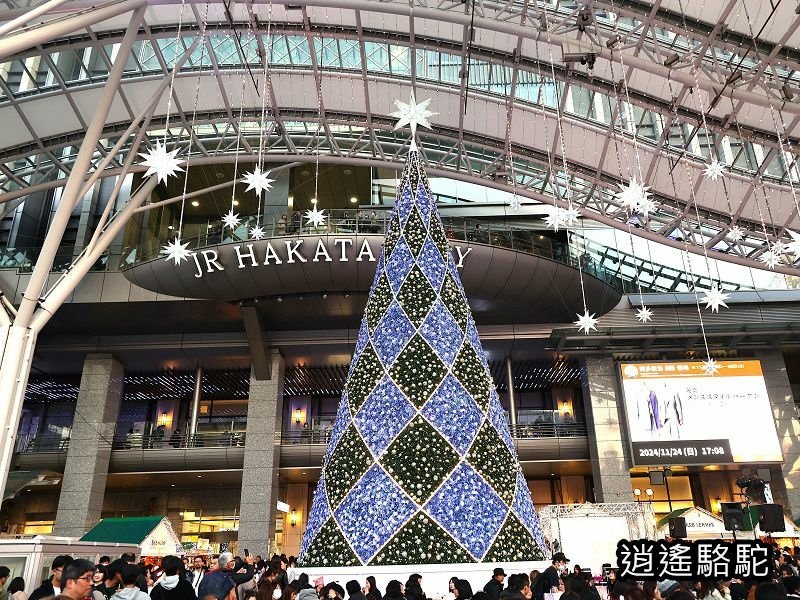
[346,581,368,600]
[30,555,73,600]
[484,569,507,600]
[533,553,569,600]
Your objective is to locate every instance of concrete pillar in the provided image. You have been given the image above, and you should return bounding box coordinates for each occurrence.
[760,351,800,521]
[238,351,285,556]
[582,356,632,503]
[53,354,123,537]
[281,483,309,557]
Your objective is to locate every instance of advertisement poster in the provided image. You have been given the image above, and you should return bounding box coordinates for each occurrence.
[618,360,782,466]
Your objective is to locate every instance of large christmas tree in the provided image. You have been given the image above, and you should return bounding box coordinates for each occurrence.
[298,141,547,566]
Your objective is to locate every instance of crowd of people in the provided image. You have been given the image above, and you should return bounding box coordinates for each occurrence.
[4,546,800,600]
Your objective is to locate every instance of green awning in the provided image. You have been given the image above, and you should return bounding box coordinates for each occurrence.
[656,507,691,530]
[80,516,164,544]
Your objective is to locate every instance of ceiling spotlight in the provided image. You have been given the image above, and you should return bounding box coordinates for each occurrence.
[343,169,353,175]
[311,198,317,204]
[276,296,283,302]
[232,200,239,206]
[664,52,680,68]
[216,172,225,179]
[167,225,174,230]
[321,291,328,299]
[343,292,350,298]
[191,201,200,207]
[288,195,294,207]
[350,197,358,204]
[301,170,310,176]
[197,475,202,478]
[171,484,175,487]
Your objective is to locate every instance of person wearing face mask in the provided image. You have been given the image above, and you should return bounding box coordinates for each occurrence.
[149,556,197,600]
[532,554,569,600]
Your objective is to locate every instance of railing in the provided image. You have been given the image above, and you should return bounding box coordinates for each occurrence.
[121,209,628,293]
[15,418,589,454]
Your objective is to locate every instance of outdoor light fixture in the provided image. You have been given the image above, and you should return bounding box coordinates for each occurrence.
[294,408,302,424]
[715,497,722,512]
[645,488,654,499]
[159,411,169,426]
[191,201,200,207]
[350,197,358,204]
[290,509,298,527]
[633,487,642,499]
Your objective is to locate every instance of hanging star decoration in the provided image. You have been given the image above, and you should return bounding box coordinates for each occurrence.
[786,230,800,257]
[543,207,580,231]
[562,205,581,226]
[574,309,599,334]
[635,306,653,323]
[700,285,730,313]
[636,195,657,219]
[243,166,275,197]
[702,357,720,376]
[704,159,726,182]
[222,209,241,230]
[509,196,522,211]
[304,206,327,228]
[759,249,782,270]
[616,177,653,216]
[728,225,744,242]
[391,92,437,136]
[161,237,194,265]
[139,141,183,184]
[250,225,266,241]
[772,240,787,256]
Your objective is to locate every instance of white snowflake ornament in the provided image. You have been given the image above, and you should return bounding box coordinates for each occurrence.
[243,166,275,197]
[304,206,327,228]
[250,225,267,241]
[700,286,730,313]
[161,237,194,265]
[635,306,653,323]
[616,177,652,214]
[704,159,726,181]
[562,205,581,226]
[702,357,720,376]
[139,141,183,183]
[509,196,522,211]
[222,209,241,230]
[574,309,599,334]
[391,92,437,136]
[759,249,782,269]
[728,225,744,242]
[772,240,787,256]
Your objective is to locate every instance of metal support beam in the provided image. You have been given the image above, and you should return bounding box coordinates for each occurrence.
[189,365,203,438]
[241,304,272,380]
[506,356,517,427]
[0,0,146,60]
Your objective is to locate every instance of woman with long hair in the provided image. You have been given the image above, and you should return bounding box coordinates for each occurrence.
[280,584,299,600]
[454,580,473,600]
[365,577,382,600]
[385,581,405,600]
[8,577,27,600]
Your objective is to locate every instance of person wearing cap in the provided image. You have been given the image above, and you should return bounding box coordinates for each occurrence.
[199,571,237,600]
[533,553,569,600]
[484,569,506,600]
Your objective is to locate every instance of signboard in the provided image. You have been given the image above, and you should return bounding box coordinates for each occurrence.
[141,519,185,557]
[618,360,782,466]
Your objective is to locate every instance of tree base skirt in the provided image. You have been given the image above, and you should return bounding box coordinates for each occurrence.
[297,561,551,595]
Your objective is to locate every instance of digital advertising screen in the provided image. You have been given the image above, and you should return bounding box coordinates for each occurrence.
[618,360,782,466]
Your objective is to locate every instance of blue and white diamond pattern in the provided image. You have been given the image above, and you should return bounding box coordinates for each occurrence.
[334,465,417,563]
[326,394,353,462]
[513,470,547,550]
[371,303,416,366]
[354,377,416,455]
[420,301,463,366]
[417,238,447,291]
[422,374,483,454]
[425,462,508,559]
[385,239,415,293]
[301,476,330,556]
[488,390,515,454]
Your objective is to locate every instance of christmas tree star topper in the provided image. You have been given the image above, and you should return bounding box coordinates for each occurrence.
[391,92,437,137]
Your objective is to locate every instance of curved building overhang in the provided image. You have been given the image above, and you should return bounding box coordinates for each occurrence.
[122,234,623,325]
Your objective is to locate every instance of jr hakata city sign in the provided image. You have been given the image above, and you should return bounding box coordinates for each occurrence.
[187,237,475,278]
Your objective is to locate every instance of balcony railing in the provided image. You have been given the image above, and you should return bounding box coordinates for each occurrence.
[16,418,588,455]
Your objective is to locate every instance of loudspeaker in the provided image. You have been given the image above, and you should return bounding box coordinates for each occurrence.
[649,470,665,485]
[758,503,784,532]
[668,516,687,538]
[721,502,746,531]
